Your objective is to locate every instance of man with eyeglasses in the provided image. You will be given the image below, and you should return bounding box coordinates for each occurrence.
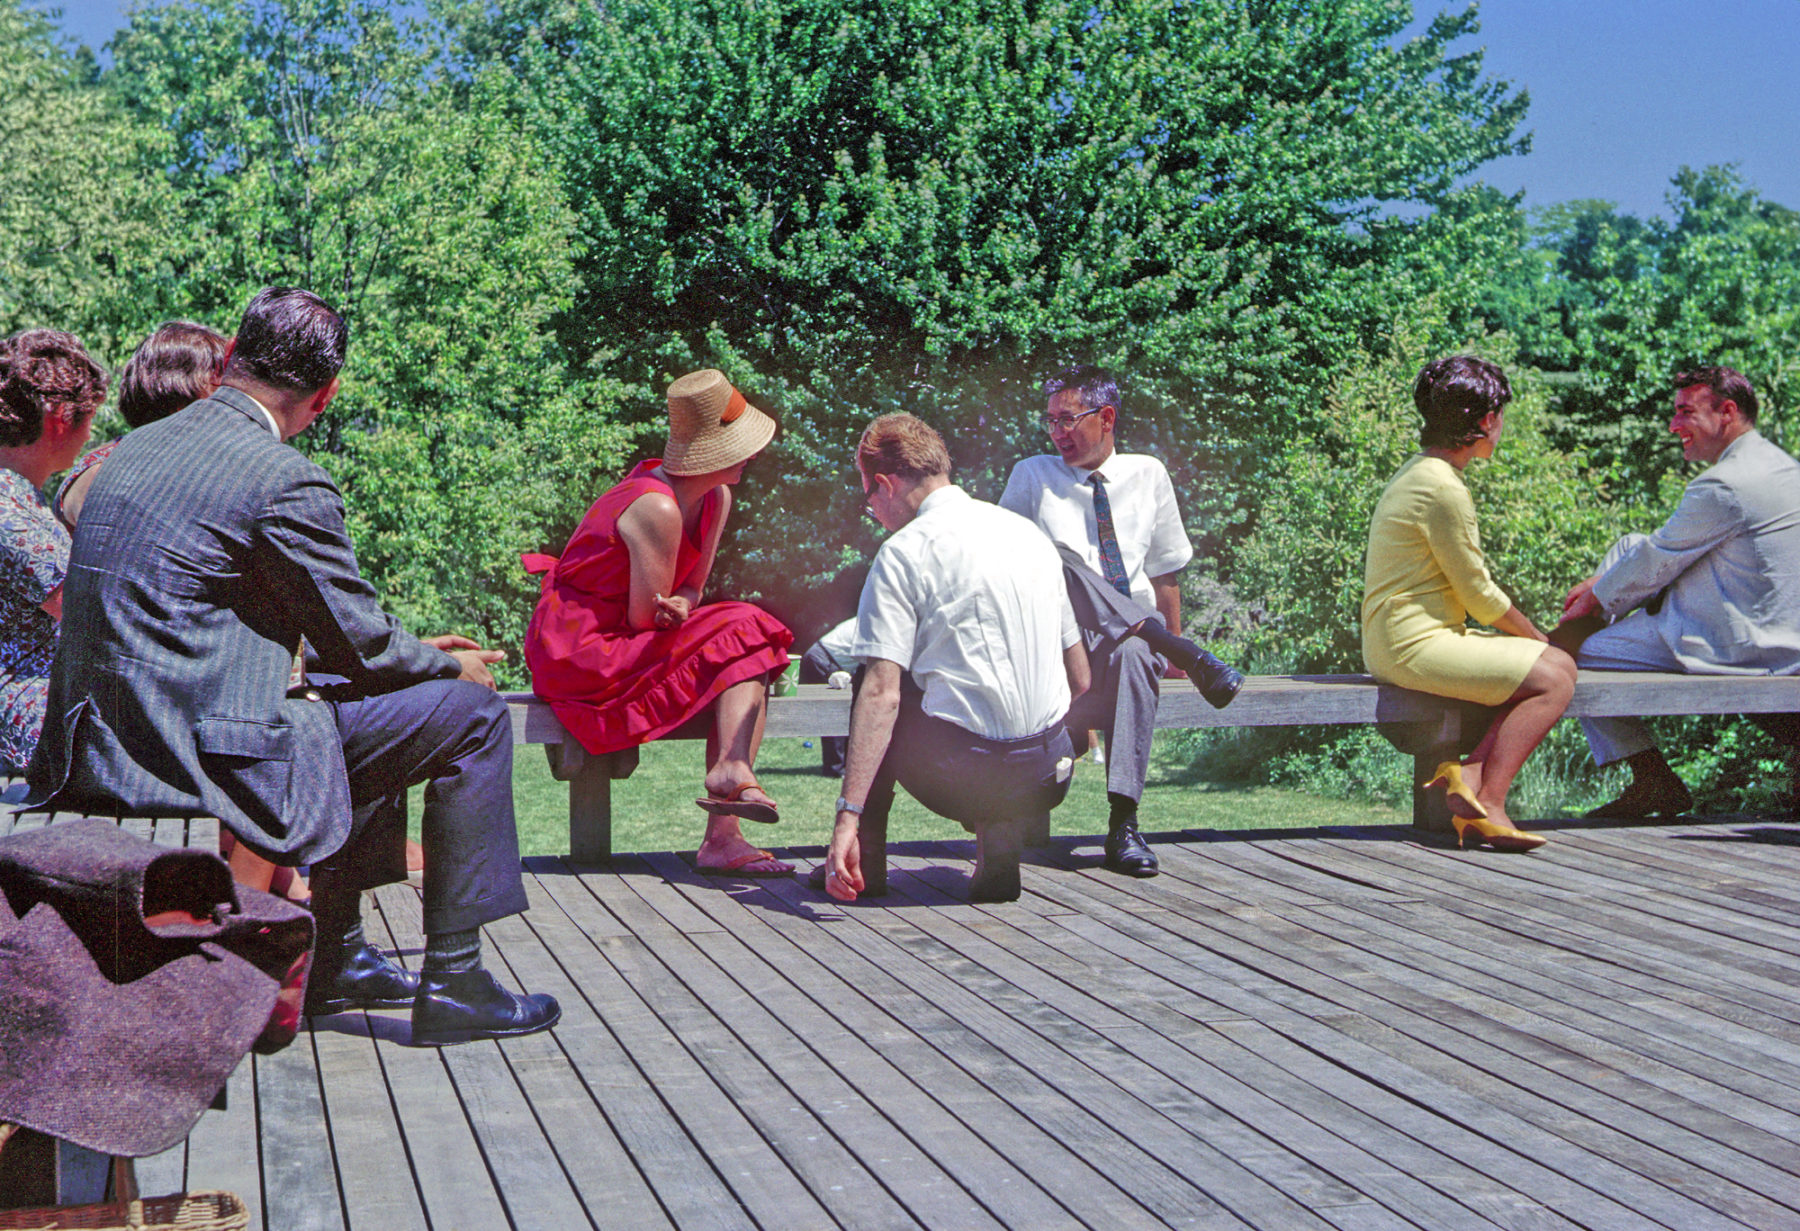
[816,413,1087,903]
[1000,365,1243,878]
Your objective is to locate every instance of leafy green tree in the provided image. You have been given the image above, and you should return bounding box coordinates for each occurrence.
[104,0,628,666]
[0,0,171,356]
[452,0,1531,625]
[1495,166,1800,506]
[1229,320,1615,676]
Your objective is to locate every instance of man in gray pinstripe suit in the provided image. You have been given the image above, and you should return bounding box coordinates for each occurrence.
[27,287,558,1046]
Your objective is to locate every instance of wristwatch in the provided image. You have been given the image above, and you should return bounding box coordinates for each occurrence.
[835,796,863,816]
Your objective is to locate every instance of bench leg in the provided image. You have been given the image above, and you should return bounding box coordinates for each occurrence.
[568,755,613,863]
[1411,749,1460,836]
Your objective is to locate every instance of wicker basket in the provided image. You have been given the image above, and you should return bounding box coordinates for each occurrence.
[0,1125,247,1231]
[0,1190,248,1230]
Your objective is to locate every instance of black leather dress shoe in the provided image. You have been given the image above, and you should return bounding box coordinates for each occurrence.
[411,969,561,1046]
[1185,650,1244,709]
[1104,820,1160,877]
[304,941,422,1015]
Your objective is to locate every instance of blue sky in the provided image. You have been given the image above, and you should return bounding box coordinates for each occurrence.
[29,0,1800,219]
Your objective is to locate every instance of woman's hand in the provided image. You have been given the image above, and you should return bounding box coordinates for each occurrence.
[652,592,692,629]
[1492,604,1548,643]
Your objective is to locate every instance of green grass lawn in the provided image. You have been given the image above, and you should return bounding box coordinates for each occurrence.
[498,732,1408,858]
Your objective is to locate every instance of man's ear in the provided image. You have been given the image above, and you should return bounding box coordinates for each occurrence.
[312,376,342,417]
[1099,404,1118,434]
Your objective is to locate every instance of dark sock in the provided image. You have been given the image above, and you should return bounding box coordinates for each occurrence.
[1130,620,1199,669]
[1108,792,1138,831]
[310,886,364,959]
[422,928,483,975]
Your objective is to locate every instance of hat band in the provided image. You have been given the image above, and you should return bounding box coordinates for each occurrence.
[721,388,748,424]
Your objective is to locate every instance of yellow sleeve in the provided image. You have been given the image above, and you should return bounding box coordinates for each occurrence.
[1420,476,1511,626]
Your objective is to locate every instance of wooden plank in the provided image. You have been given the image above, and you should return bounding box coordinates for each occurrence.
[750,874,1317,1229]
[151,815,185,851]
[1020,875,1689,1229]
[1132,858,1800,1226]
[567,749,615,863]
[186,815,220,852]
[1212,882,1800,1212]
[518,865,802,1230]
[1266,838,1800,1090]
[832,861,1534,1231]
[256,1033,348,1231]
[185,1060,264,1231]
[477,892,676,1231]
[134,1138,186,1203]
[556,856,931,1231]
[1315,837,1800,1026]
[373,883,590,1231]
[309,1014,431,1231]
[632,857,1098,1231]
[689,873,1231,1230]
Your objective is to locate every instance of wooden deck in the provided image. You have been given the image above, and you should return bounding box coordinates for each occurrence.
[132,815,1800,1229]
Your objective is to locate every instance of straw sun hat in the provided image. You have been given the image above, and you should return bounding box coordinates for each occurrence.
[662,369,777,476]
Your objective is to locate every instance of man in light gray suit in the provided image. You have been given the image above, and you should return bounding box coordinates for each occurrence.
[1556,366,1800,816]
[27,287,558,1045]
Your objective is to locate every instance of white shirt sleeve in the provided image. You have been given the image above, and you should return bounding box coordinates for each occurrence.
[851,546,919,668]
[1060,593,1081,650]
[1141,461,1194,578]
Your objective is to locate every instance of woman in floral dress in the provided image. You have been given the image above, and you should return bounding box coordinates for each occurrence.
[0,330,105,775]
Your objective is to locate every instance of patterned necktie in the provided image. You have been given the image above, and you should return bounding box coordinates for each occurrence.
[1089,473,1131,596]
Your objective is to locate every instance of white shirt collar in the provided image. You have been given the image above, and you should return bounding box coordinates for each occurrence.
[915,484,967,517]
[240,391,283,440]
[1058,449,1117,484]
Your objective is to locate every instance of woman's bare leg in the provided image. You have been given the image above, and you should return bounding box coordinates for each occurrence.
[696,675,788,871]
[702,676,770,800]
[1460,647,1578,829]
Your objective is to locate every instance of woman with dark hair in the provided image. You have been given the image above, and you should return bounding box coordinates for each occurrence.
[1362,356,1576,849]
[0,329,105,775]
[525,369,795,876]
[53,320,229,529]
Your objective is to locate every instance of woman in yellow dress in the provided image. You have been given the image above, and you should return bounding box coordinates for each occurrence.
[1362,356,1577,849]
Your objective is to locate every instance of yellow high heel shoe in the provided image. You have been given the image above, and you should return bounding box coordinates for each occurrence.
[1422,760,1487,819]
[1450,813,1549,853]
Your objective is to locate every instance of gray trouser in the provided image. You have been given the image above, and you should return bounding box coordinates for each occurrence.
[1576,533,1668,765]
[1055,545,1162,804]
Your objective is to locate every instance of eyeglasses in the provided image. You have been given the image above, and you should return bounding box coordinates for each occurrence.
[1040,407,1104,434]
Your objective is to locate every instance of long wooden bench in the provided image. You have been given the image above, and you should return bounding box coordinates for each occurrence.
[505,670,1800,856]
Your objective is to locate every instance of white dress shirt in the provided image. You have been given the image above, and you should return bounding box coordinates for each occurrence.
[1594,430,1800,673]
[999,451,1193,609]
[853,485,1080,739]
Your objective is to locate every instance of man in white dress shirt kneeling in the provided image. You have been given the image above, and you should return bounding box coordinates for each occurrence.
[1555,365,1800,817]
[818,414,1090,904]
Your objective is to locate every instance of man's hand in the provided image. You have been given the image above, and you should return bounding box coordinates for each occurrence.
[825,818,864,902]
[426,634,505,690]
[1561,576,1601,622]
[653,592,692,629]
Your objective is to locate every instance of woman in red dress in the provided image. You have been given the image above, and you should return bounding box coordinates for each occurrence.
[525,370,795,876]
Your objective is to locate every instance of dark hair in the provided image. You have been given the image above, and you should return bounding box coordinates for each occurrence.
[0,329,106,448]
[222,286,348,393]
[858,413,952,481]
[1043,364,1120,415]
[117,321,231,428]
[1413,355,1512,449]
[1673,365,1758,424]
